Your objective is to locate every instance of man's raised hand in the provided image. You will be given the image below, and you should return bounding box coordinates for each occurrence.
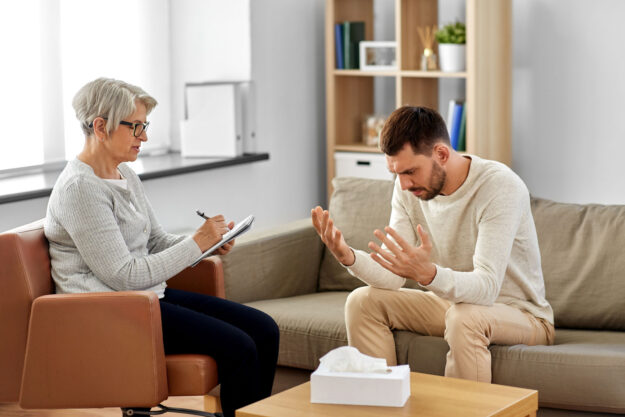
[311,206,355,266]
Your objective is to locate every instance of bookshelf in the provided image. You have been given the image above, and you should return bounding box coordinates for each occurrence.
[325,0,511,196]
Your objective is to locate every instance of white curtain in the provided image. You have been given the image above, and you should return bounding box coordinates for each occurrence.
[0,0,251,171]
[60,0,171,159]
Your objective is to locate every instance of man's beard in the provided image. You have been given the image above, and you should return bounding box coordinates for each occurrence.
[409,161,446,201]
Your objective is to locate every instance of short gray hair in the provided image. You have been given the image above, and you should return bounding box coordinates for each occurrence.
[72,77,158,137]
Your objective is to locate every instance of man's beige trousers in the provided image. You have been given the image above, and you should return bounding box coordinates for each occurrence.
[345,286,555,383]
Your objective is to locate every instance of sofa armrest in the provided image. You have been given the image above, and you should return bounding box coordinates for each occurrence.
[167,257,225,299]
[221,218,324,303]
[20,291,168,409]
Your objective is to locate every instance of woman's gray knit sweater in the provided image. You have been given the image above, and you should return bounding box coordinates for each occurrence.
[44,158,201,298]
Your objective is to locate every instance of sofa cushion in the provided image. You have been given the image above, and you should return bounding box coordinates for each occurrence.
[318,177,394,291]
[245,292,349,370]
[395,328,625,414]
[491,329,625,414]
[531,197,625,330]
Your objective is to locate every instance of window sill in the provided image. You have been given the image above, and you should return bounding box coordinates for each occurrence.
[0,151,269,204]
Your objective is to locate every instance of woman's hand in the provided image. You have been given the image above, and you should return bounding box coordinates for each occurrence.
[192,215,230,252]
[214,221,236,255]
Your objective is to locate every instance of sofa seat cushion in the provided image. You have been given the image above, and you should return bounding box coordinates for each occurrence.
[396,328,625,414]
[245,292,349,370]
[492,329,625,414]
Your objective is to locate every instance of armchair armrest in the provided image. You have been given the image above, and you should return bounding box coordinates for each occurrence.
[20,291,168,409]
[221,218,323,303]
[167,257,225,298]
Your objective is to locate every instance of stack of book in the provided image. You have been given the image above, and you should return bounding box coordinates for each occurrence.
[446,99,466,152]
[334,21,365,69]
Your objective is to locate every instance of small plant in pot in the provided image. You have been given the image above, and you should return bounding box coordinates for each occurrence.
[435,21,466,72]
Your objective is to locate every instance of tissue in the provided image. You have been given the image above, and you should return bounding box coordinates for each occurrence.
[318,346,390,373]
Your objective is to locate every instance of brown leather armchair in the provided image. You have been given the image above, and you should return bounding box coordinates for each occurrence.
[0,219,224,416]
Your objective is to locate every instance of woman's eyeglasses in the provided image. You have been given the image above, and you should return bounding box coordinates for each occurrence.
[88,118,150,137]
[118,120,150,137]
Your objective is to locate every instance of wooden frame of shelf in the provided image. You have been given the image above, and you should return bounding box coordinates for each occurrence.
[325,0,511,198]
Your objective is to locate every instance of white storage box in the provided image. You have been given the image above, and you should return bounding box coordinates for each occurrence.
[334,152,394,180]
[310,364,410,407]
[180,83,243,158]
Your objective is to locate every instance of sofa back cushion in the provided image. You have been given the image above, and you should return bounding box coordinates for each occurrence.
[318,177,394,291]
[531,197,625,330]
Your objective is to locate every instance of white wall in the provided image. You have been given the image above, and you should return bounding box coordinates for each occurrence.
[512,0,625,204]
[0,0,326,234]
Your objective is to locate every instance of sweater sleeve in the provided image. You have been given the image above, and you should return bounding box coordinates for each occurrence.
[424,175,526,305]
[346,180,413,290]
[58,178,201,291]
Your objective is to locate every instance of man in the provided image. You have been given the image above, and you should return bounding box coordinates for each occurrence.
[311,106,554,383]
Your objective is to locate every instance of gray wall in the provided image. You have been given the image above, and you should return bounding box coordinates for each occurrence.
[512,0,625,205]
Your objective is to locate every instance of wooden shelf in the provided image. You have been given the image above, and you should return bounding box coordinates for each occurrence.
[334,69,397,77]
[400,70,467,79]
[334,144,382,153]
[325,0,511,199]
[333,70,467,78]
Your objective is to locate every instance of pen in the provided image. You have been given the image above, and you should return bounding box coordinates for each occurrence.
[196,210,209,220]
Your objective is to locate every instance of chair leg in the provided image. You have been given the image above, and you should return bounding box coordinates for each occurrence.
[121,404,221,416]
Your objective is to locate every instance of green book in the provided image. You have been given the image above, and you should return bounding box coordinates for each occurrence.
[343,21,365,69]
[457,103,467,151]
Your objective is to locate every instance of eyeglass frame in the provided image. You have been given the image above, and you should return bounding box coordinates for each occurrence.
[88,118,150,138]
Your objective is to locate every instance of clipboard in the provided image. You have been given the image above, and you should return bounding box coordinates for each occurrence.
[191,214,254,267]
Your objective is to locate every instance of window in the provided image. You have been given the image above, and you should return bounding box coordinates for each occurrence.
[0,0,170,172]
[0,0,251,173]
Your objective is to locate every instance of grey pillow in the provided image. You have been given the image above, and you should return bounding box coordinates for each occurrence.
[318,177,394,291]
[531,197,625,330]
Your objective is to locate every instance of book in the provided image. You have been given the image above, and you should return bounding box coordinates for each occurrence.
[334,23,344,69]
[457,103,467,151]
[190,214,255,267]
[446,99,456,136]
[450,102,464,150]
[343,21,365,69]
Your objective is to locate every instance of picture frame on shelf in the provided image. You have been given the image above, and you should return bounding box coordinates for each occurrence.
[359,41,397,71]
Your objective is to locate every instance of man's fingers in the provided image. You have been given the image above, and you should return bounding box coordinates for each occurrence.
[417,224,431,248]
[384,227,410,251]
[368,240,397,265]
[370,252,397,274]
[373,229,402,256]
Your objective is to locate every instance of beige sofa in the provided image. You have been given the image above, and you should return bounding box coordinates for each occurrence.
[222,177,625,416]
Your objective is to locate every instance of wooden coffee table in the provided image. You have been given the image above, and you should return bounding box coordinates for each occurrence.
[237,372,537,417]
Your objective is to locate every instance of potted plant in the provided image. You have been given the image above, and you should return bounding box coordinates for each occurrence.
[435,21,466,72]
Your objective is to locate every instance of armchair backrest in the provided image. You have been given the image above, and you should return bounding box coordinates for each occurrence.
[0,220,53,402]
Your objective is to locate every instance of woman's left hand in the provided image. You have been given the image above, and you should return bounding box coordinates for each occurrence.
[214,221,236,256]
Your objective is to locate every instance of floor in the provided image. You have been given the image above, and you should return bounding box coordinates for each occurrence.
[0,396,203,417]
[0,367,312,417]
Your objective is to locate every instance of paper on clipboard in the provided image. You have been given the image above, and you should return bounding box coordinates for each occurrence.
[191,215,254,267]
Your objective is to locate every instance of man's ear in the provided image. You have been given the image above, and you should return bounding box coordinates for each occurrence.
[92,117,108,141]
[433,142,450,165]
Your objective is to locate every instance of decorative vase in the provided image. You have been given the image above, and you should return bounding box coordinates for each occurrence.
[438,44,466,72]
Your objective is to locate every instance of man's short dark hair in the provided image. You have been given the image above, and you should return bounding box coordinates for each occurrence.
[379,106,450,156]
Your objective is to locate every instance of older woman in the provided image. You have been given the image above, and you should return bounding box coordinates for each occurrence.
[44,78,279,417]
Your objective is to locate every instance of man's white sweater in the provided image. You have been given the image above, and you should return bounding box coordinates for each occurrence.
[347,155,554,324]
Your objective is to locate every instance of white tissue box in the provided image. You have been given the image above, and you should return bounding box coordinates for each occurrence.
[310,364,410,407]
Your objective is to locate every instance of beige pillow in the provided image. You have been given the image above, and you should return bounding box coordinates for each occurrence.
[318,177,394,291]
[532,197,625,330]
